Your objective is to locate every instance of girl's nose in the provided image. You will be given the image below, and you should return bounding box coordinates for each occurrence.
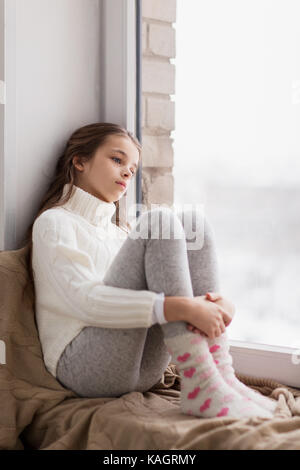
[122,169,130,178]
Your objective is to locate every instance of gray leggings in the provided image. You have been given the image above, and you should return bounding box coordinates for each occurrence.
[56,207,220,398]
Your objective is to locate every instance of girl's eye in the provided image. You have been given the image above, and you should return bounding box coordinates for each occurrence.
[112,156,136,176]
[112,157,122,164]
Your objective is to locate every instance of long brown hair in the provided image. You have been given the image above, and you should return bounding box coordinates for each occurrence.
[22,122,142,284]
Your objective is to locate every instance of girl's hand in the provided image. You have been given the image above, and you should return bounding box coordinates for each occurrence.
[186,292,235,336]
[185,295,232,339]
[207,293,236,323]
[205,292,223,302]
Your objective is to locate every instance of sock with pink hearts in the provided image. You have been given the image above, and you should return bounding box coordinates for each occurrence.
[206,329,277,414]
[163,331,274,419]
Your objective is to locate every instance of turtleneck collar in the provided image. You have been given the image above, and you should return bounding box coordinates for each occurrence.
[60,183,117,227]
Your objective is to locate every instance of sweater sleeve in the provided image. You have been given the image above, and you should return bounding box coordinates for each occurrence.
[32,213,161,329]
[152,292,168,324]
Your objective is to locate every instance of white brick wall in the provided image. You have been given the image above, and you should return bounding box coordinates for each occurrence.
[141,135,173,167]
[142,0,176,207]
[142,0,176,23]
[146,173,174,206]
[142,59,175,95]
[148,23,176,58]
[147,97,175,131]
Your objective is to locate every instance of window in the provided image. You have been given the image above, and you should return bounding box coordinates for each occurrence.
[173,0,300,384]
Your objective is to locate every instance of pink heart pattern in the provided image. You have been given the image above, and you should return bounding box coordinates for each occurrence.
[226,378,235,386]
[209,344,220,353]
[222,393,235,403]
[184,367,196,378]
[241,405,253,413]
[199,368,214,380]
[177,352,191,362]
[217,407,229,417]
[207,381,222,393]
[187,386,201,399]
[200,398,211,412]
[190,336,203,345]
[195,353,208,363]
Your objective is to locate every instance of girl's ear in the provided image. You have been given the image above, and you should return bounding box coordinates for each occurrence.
[72,156,85,172]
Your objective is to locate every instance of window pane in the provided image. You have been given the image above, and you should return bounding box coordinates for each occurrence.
[173,0,300,348]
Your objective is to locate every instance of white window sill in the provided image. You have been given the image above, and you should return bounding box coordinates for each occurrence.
[230,339,300,389]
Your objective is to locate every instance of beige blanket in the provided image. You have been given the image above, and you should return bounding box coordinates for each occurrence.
[1,245,300,451]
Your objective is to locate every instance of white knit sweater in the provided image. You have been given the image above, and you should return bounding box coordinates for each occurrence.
[32,183,166,378]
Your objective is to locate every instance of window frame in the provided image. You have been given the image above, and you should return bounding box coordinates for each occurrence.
[101,0,139,228]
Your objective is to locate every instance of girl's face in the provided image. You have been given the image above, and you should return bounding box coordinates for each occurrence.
[72,134,140,203]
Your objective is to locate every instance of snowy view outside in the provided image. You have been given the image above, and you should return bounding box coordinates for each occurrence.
[172,0,300,348]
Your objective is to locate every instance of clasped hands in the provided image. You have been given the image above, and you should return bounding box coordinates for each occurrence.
[186,292,236,337]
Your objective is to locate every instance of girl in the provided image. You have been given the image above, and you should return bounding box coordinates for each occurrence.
[27,122,276,419]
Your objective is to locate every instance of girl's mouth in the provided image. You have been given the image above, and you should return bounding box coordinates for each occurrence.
[116,181,126,189]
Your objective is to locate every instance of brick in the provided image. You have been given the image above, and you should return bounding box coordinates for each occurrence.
[142,0,176,23]
[142,60,175,94]
[141,135,173,167]
[141,171,152,206]
[142,21,147,53]
[149,23,175,58]
[142,96,146,128]
[147,173,174,205]
[147,97,175,131]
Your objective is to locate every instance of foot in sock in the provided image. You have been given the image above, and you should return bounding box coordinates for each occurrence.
[164,331,274,419]
[205,330,277,414]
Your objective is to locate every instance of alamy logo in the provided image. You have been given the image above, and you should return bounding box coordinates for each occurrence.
[0,340,6,365]
[125,203,206,251]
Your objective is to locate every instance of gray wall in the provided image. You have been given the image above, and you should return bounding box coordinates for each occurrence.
[1,0,104,250]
